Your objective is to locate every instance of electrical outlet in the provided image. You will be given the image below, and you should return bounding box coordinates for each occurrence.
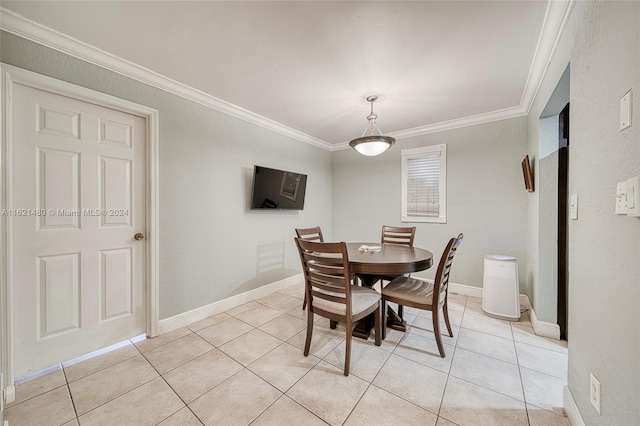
[590,373,602,414]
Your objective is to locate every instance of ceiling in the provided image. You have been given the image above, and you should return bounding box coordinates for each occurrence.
[2,1,563,150]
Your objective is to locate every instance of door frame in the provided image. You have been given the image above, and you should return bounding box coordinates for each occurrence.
[0,63,160,404]
[557,102,570,340]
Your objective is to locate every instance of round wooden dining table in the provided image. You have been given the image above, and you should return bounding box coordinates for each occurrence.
[346,243,434,338]
[347,243,433,283]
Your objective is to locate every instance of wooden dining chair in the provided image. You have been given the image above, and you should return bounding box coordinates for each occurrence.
[296,226,358,313]
[381,225,416,247]
[295,226,324,243]
[380,225,416,318]
[381,233,463,358]
[295,238,382,376]
[295,227,324,310]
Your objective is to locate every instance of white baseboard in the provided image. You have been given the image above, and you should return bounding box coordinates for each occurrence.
[449,282,530,309]
[158,274,302,335]
[522,294,561,340]
[448,282,483,298]
[449,282,532,311]
[563,386,585,426]
[450,283,560,335]
[2,385,14,405]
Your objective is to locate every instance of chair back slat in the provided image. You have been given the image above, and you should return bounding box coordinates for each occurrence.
[381,225,416,247]
[433,233,464,308]
[295,238,352,312]
[307,272,348,293]
[311,289,348,304]
[305,260,346,276]
[304,252,343,266]
[295,226,324,242]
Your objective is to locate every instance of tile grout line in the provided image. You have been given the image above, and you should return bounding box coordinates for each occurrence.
[69,375,160,420]
[8,341,147,423]
[338,309,390,425]
[362,309,453,420]
[511,319,533,426]
[436,304,463,422]
[148,301,320,423]
[4,366,68,411]
[135,336,216,425]
[454,302,541,424]
[64,343,143,386]
[142,332,217,376]
[439,296,531,425]
[238,369,287,425]
[150,405,194,426]
[340,381,373,425]
[183,366,247,408]
[131,328,196,355]
[406,301,564,424]
[511,337,569,355]
[271,310,370,424]
[60,363,80,424]
[180,318,309,417]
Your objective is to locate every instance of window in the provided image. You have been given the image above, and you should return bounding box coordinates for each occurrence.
[401,144,447,223]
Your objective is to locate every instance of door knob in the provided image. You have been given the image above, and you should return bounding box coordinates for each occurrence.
[134,233,144,241]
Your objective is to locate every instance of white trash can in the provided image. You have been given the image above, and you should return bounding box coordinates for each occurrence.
[482,255,520,321]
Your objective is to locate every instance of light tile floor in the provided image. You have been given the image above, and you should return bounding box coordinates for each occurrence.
[5,282,569,426]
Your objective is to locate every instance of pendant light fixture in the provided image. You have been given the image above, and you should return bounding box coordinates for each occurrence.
[349,95,396,156]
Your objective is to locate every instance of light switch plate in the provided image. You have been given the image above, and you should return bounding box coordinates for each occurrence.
[620,90,632,130]
[627,176,640,217]
[616,182,627,214]
[570,194,578,220]
[590,373,602,414]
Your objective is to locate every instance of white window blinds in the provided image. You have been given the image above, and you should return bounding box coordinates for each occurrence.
[401,144,447,223]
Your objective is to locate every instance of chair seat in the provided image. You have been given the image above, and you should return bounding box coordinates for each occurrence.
[314,286,381,316]
[382,276,434,306]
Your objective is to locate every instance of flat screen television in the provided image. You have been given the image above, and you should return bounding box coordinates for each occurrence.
[522,155,534,192]
[251,165,307,210]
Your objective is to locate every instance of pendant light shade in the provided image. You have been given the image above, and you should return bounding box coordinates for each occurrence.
[349,95,396,156]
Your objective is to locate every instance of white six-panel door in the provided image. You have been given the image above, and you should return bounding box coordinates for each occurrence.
[12,83,146,377]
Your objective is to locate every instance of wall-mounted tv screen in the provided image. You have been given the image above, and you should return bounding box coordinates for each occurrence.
[522,155,534,192]
[251,165,307,210]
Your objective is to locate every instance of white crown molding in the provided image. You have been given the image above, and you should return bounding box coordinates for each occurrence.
[0,8,333,152]
[334,105,528,150]
[520,0,576,114]
[0,3,574,153]
[334,1,575,151]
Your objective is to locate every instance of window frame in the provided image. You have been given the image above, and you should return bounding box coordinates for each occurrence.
[401,144,447,223]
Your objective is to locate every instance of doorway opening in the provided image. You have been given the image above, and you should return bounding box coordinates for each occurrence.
[538,65,570,341]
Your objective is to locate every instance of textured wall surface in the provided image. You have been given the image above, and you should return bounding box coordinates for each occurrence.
[567,2,640,423]
[1,32,333,320]
[332,117,529,290]
[537,116,559,323]
[528,1,640,424]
